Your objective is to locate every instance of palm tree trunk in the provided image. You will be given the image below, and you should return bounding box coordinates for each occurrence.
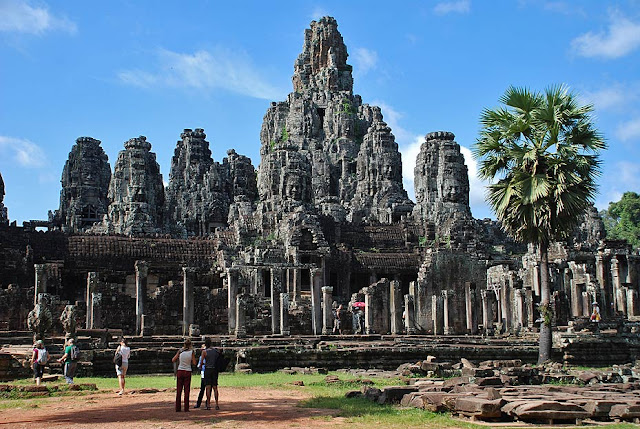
[538,240,552,363]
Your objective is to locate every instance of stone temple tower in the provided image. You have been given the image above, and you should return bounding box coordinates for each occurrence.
[412,131,476,249]
[98,136,165,235]
[0,172,7,224]
[165,129,258,236]
[256,16,413,225]
[55,137,111,232]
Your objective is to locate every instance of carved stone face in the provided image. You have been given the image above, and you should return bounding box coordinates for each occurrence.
[286,176,302,201]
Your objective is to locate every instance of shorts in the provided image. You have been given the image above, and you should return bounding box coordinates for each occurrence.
[116,364,128,376]
[33,362,44,378]
[203,367,218,386]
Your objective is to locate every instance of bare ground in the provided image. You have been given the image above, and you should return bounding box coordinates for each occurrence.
[0,387,346,429]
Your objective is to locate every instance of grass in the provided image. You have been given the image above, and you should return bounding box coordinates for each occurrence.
[5,372,639,428]
[301,396,480,428]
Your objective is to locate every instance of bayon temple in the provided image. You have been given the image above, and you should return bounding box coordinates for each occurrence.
[0,17,639,373]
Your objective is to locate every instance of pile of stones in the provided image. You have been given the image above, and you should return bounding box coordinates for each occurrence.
[349,357,640,424]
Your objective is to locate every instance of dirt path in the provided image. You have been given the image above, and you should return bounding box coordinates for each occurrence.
[0,387,345,428]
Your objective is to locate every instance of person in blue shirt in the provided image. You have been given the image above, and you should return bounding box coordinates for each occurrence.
[193,343,207,408]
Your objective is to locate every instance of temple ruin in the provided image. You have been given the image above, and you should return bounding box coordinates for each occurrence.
[0,17,639,374]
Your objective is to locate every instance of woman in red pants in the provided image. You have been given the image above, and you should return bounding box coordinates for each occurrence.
[172,338,196,412]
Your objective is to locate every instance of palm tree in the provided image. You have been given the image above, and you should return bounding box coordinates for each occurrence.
[474,85,606,363]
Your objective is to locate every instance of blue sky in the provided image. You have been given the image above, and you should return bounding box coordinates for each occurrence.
[1,0,639,224]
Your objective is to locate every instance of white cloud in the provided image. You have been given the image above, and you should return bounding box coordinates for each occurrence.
[433,0,471,15]
[596,161,640,210]
[118,48,284,100]
[0,136,47,167]
[310,7,329,21]
[582,85,631,111]
[571,12,640,59]
[459,145,490,211]
[0,0,77,35]
[399,135,424,201]
[617,117,640,141]
[352,47,378,75]
[372,100,413,144]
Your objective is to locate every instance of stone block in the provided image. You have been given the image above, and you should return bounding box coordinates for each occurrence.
[442,376,471,390]
[420,392,459,412]
[578,371,600,383]
[462,367,495,377]
[460,358,476,369]
[345,390,362,398]
[475,377,503,387]
[507,401,589,421]
[400,391,423,407]
[610,404,640,419]
[455,397,504,419]
[582,400,621,418]
[377,386,419,404]
[362,386,382,402]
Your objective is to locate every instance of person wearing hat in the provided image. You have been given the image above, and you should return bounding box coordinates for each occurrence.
[57,338,78,384]
[590,301,601,332]
[31,340,49,386]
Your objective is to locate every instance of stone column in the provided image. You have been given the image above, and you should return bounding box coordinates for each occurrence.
[481,289,493,335]
[34,264,47,305]
[595,254,612,317]
[85,272,98,329]
[271,268,283,334]
[514,288,525,330]
[627,288,638,317]
[182,267,195,336]
[501,283,511,332]
[255,267,264,296]
[464,282,474,334]
[235,294,247,338]
[280,293,290,336]
[390,280,403,335]
[581,291,591,317]
[432,294,444,335]
[570,281,582,318]
[404,294,416,334]
[612,257,623,313]
[90,292,102,329]
[410,281,431,333]
[525,288,535,328]
[310,268,323,335]
[227,268,239,334]
[134,260,149,336]
[442,290,452,335]
[532,263,541,297]
[292,268,301,303]
[364,287,374,334]
[321,286,333,335]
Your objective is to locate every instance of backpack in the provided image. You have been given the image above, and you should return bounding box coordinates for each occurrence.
[70,345,80,361]
[37,348,48,364]
[215,352,230,372]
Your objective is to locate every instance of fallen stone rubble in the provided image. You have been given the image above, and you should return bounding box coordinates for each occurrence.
[347,357,640,424]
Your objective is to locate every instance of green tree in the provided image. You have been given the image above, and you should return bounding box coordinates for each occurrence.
[602,192,640,248]
[473,85,606,363]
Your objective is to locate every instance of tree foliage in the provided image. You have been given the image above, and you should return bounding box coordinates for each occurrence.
[473,85,606,363]
[601,192,640,248]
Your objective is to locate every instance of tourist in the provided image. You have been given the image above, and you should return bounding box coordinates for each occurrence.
[590,302,601,332]
[114,337,130,395]
[201,337,220,410]
[333,304,343,335]
[172,338,196,412]
[57,337,78,384]
[194,343,206,408]
[31,339,48,386]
